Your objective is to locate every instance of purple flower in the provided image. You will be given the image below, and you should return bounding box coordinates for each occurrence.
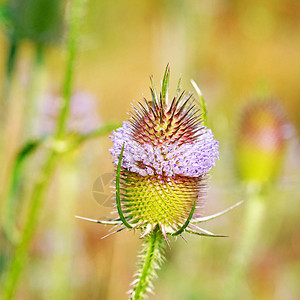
[110,121,219,178]
[38,90,101,135]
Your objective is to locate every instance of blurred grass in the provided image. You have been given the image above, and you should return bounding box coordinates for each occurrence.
[0,0,299,299]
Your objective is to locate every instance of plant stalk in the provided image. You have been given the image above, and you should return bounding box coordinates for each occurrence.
[1,37,19,123]
[55,0,83,139]
[130,229,166,300]
[223,184,266,299]
[24,43,45,138]
[1,0,85,298]
[49,155,78,300]
[2,151,58,300]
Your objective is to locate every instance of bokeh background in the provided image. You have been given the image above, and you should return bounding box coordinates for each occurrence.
[0,0,300,299]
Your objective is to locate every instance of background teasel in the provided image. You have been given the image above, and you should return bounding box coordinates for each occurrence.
[235,100,291,186]
[223,99,293,299]
[78,66,242,299]
[0,0,65,124]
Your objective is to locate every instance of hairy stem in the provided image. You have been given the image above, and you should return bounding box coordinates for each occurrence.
[130,229,166,300]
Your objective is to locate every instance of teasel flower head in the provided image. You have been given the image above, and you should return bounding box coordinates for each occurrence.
[77,66,242,243]
[236,100,291,185]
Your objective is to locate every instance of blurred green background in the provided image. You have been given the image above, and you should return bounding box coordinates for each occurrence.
[0,0,300,299]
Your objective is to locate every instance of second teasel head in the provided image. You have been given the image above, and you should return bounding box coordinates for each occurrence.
[235,100,291,185]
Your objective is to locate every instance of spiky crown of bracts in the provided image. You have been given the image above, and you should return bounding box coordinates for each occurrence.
[108,66,220,242]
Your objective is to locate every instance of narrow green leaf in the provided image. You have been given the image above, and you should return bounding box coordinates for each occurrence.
[2,138,44,243]
[172,197,197,236]
[116,144,132,229]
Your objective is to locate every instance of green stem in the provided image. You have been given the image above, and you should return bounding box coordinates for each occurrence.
[1,37,19,121]
[55,0,82,139]
[24,44,45,137]
[2,121,119,243]
[1,0,85,298]
[223,184,266,299]
[73,122,121,145]
[2,151,58,300]
[6,39,19,81]
[130,229,166,300]
[2,139,44,244]
[49,156,78,300]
